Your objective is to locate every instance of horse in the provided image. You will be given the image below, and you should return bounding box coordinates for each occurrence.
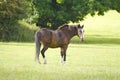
[35,24,84,64]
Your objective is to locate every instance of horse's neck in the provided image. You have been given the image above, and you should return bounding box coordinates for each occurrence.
[69,30,76,39]
[63,29,76,40]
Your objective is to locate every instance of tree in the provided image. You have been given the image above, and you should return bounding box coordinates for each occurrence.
[31,0,120,30]
[0,0,29,41]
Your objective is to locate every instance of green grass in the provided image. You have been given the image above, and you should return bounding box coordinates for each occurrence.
[0,43,120,80]
[0,10,120,80]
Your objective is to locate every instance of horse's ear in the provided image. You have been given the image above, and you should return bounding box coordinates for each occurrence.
[78,24,81,28]
[82,25,84,28]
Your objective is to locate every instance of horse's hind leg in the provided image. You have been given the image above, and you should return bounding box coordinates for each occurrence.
[41,46,48,64]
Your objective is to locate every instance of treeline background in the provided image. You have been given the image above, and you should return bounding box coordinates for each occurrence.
[0,0,120,42]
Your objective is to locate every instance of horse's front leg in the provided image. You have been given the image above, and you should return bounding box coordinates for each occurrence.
[60,48,64,64]
[63,51,66,64]
[61,46,67,64]
[41,46,48,64]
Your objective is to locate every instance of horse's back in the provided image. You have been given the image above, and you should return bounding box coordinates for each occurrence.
[36,28,52,43]
[35,28,68,48]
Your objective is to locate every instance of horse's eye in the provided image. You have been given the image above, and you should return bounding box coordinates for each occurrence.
[79,29,84,33]
[80,30,82,33]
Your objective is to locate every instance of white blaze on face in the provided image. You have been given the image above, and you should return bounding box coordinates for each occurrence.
[81,29,84,39]
[78,28,84,41]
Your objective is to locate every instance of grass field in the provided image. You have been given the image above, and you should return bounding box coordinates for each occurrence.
[0,10,120,80]
[0,43,120,80]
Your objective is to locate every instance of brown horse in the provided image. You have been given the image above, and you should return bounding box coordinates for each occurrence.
[35,24,84,64]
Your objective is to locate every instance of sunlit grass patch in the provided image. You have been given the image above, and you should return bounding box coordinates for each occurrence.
[0,42,120,80]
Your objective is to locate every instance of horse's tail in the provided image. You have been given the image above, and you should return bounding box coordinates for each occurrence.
[35,31,41,64]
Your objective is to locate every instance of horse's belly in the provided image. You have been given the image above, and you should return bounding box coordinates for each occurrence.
[48,43,61,48]
[48,32,67,48]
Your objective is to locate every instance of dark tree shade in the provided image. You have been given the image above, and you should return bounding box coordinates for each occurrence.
[32,0,120,29]
[0,0,29,41]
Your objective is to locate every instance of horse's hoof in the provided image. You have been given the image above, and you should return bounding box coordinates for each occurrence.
[44,62,47,64]
[43,58,47,64]
[38,61,41,64]
[62,61,66,65]
[38,62,41,64]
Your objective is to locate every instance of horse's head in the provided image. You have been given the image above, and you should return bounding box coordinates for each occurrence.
[77,24,84,41]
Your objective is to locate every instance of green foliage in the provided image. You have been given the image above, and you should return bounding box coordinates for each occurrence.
[110,0,120,12]
[0,0,29,41]
[9,21,39,42]
[31,0,120,30]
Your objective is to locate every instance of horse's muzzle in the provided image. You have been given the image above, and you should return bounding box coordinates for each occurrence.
[81,38,84,42]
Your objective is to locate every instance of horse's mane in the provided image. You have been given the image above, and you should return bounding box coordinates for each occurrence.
[58,24,68,30]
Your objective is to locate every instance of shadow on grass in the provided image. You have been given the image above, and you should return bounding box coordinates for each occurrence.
[71,36,120,44]
[84,38,120,44]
